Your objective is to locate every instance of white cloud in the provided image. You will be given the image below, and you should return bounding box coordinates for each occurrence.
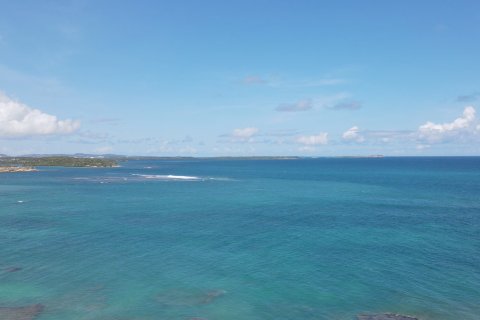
[0,92,80,138]
[297,133,328,145]
[328,106,479,149]
[342,126,365,142]
[420,106,475,132]
[232,127,259,140]
[315,93,350,109]
[418,106,477,142]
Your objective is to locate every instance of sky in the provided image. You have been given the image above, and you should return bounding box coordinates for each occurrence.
[1,0,480,156]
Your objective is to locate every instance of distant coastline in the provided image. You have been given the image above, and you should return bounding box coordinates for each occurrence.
[0,155,388,174]
[0,156,118,172]
[2,153,479,166]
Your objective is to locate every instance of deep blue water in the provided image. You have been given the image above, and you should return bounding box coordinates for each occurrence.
[0,157,479,320]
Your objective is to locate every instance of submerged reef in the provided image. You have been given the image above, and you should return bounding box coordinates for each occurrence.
[357,313,419,320]
[156,289,226,306]
[4,266,22,273]
[0,304,44,320]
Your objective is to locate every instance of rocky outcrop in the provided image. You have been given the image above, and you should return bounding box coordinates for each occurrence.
[0,167,37,173]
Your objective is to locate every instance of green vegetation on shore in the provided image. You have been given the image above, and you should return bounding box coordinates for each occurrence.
[0,156,118,168]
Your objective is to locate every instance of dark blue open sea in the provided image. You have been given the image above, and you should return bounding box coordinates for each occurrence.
[1,157,479,320]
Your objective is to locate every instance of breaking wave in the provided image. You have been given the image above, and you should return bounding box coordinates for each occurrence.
[73,174,231,183]
[132,174,202,181]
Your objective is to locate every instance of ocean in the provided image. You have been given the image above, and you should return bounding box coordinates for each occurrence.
[0,157,479,320]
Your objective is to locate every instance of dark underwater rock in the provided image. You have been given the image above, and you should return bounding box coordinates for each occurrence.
[0,304,44,320]
[357,313,419,320]
[156,289,226,306]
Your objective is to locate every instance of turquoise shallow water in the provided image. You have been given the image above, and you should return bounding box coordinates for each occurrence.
[0,157,479,320]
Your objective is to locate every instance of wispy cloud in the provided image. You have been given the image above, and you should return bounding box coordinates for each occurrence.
[228,129,300,146]
[296,133,328,145]
[340,128,416,145]
[0,64,67,96]
[240,73,346,88]
[94,146,114,154]
[90,117,122,125]
[0,92,80,138]
[242,75,267,85]
[68,130,117,145]
[276,78,346,88]
[79,131,111,140]
[232,127,259,139]
[275,93,353,112]
[416,144,431,150]
[145,143,198,155]
[117,137,159,144]
[276,99,313,112]
[329,101,362,110]
[259,129,299,137]
[365,130,414,143]
[456,92,479,102]
[218,127,306,146]
[314,92,351,109]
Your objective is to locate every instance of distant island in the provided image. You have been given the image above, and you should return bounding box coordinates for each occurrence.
[0,156,118,172]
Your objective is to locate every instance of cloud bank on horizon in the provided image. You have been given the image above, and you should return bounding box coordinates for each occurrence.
[231,127,259,141]
[338,106,480,149]
[1,89,478,155]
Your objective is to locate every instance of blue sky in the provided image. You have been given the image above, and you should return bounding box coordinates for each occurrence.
[1,0,480,156]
